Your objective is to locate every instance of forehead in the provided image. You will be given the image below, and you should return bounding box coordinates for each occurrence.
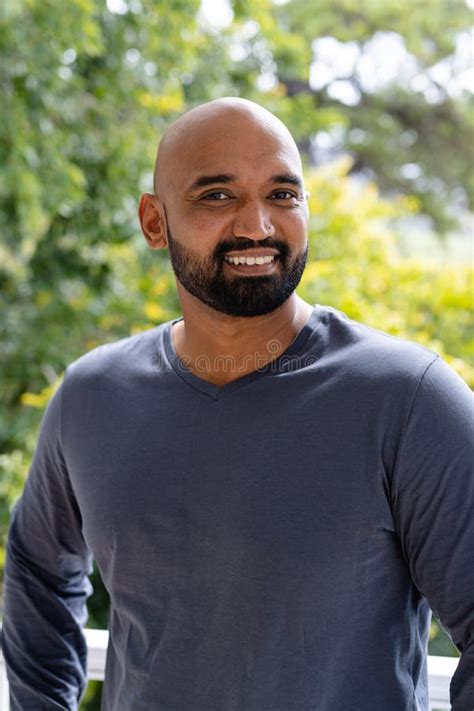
[168,119,302,192]
[186,152,300,192]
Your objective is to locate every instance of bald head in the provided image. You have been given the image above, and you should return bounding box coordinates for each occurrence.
[153,97,302,198]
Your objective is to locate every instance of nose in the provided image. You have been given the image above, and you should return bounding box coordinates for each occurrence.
[231,200,275,241]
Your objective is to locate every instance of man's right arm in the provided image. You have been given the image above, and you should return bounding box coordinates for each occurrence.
[1,377,93,710]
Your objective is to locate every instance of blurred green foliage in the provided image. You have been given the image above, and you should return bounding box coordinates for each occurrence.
[1,0,472,707]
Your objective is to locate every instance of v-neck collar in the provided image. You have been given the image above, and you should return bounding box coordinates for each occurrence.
[162,304,324,401]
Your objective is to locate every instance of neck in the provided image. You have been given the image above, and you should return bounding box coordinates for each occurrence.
[171,291,314,386]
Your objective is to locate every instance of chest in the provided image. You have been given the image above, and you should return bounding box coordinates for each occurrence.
[64,381,397,596]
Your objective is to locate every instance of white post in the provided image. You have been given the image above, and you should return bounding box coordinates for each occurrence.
[0,652,9,711]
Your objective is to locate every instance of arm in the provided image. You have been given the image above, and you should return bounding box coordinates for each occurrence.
[391,355,474,711]
[1,377,93,710]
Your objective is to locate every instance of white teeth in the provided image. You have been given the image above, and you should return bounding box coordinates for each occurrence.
[225,255,276,265]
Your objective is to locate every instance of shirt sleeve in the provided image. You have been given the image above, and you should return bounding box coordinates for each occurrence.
[390,355,474,711]
[1,376,93,710]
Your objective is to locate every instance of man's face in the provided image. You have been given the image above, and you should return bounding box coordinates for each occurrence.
[158,113,309,317]
[165,210,308,318]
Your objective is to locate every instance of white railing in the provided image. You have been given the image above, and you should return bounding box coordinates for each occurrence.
[0,629,458,710]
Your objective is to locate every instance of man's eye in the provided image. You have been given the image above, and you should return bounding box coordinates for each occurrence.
[271,190,297,200]
[201,192,230,201]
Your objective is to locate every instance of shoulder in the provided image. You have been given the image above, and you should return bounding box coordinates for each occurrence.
[317,305,472,451]
[319,304,440,386]
[63,322,170,389]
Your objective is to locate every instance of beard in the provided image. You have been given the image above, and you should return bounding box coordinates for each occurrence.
[164,207,308,318]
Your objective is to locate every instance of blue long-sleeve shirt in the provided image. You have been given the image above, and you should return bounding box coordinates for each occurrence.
[2,304,473,710]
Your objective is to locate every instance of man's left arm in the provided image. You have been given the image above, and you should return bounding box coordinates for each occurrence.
[391,355,474,711]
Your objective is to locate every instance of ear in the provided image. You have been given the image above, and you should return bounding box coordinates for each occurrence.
[138,193,168,249]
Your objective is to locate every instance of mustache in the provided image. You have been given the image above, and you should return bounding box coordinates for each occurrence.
[214,239,290,259]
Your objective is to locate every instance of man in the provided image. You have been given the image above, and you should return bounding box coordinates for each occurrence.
[2,97,473,711]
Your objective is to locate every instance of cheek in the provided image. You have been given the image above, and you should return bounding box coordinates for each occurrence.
[187,208,229,227]
[277,210,308,240]
[182,210,231,247]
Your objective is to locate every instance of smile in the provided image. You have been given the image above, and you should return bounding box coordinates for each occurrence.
[224,255,276,265]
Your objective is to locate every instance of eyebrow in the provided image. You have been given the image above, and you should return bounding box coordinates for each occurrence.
[271,173,304,189]
[187,172,304,192]
[188,174,237,191]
